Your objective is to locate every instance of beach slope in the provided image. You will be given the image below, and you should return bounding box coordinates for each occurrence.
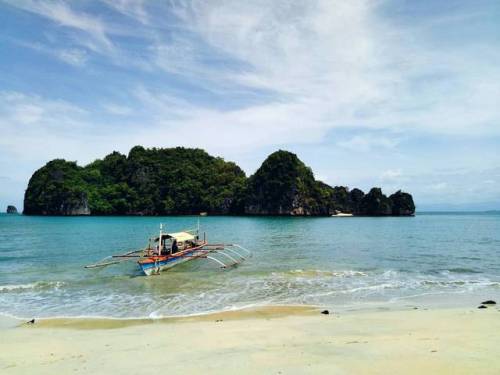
[1,306,499,374]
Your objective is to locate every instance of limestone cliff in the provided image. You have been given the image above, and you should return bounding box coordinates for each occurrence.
[23,159,91,215]
[244,150,326,215]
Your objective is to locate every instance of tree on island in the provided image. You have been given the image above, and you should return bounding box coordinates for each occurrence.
[23,147,415,216]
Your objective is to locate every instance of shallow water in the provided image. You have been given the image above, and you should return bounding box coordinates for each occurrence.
[0,213,499,319]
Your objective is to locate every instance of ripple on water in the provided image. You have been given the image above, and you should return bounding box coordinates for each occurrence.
[1,213,500,318]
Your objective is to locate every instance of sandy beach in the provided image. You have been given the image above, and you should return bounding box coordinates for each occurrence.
[1,305,499,374]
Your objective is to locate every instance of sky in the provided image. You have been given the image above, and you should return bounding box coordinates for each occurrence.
[1,0,499,211]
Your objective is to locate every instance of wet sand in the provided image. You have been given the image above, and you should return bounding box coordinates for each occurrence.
[1,305,499,374]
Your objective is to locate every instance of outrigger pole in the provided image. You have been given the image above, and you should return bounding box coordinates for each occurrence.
[84,222,252,273]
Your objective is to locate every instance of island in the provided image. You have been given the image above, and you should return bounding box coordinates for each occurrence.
[23,147,415,216]
[6,205,18,214]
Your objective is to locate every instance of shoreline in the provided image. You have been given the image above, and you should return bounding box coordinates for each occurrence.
[2,287,497,326]
[3,300,496,330]
[2,305,320,330]
[2,304,499,374]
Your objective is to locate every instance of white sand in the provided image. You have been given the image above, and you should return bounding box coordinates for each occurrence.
[1,305,499,374]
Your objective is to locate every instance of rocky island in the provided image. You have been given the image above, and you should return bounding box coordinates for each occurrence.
[23,147,415,216]
[6,205,18,214]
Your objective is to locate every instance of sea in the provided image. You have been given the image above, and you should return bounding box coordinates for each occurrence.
[1,212,499,320]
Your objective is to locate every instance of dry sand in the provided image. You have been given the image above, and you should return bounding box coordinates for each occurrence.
[1,305,499,374]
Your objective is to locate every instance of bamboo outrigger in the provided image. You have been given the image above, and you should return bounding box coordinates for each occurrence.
[85,223,251,276]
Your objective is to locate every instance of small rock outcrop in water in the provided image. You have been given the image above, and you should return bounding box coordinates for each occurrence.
[6,205,18,214]
[321,310,330,315]
[481,300,496,305]
[477,305,488,309]
[23,147,415,216]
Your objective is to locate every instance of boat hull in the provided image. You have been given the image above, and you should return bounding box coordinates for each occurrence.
[138,243,206,276]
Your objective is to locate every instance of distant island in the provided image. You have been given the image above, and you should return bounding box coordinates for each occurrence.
[23,147,415,216]
[6,205,18,214]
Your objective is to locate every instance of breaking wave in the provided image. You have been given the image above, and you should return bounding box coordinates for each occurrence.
[0,268,498,319]
[0,281,64,293]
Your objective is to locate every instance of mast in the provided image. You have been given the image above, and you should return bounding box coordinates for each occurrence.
[159,223,163,255]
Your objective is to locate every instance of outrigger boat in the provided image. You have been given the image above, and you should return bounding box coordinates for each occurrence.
[85,224,251,276]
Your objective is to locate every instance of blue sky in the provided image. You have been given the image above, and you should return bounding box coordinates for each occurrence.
[1,0,499,211]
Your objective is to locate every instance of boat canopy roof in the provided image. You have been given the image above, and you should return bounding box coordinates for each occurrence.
[155,231,195,243]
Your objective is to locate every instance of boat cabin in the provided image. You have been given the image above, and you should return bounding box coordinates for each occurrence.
[154,231,198,255]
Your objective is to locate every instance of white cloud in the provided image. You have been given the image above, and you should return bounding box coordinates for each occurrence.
[102,103,133,116]
[100,0,149,24]
[9,1,500,142]
[89,0,500,171]
[0,92,91,158]
[127,87,330,154]
[148,0,500,141]
[338,135,399,152]
[164,1,385,101]
[9,39,89,67]
[0,91,86,123]
[381,169,403,181]
[430,182,448,191]
[6,0,114,52]
[388,168,500,206]
[57,48,88,66]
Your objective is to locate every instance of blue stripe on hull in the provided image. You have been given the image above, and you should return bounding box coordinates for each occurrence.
[138,249,199,276]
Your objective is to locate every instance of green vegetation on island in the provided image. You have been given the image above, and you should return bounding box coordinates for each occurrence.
[24,147,415,216]
[245,151,327,215]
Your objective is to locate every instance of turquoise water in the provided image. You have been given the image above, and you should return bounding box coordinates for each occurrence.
[1,213,499,319]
